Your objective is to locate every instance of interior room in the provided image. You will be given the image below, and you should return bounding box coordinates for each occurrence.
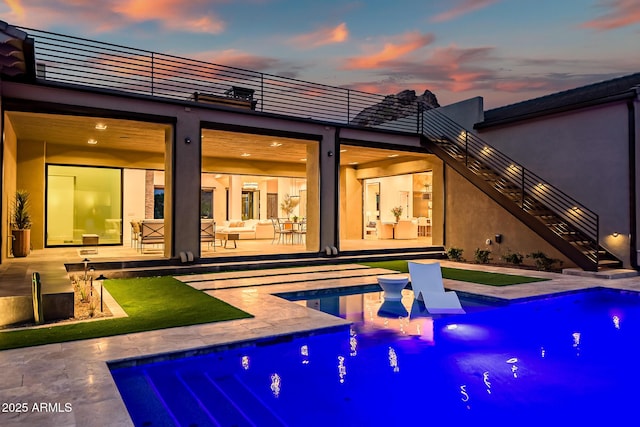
[339,144,444,249]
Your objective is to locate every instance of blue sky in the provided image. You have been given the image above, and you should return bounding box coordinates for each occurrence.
[2,0,639,108]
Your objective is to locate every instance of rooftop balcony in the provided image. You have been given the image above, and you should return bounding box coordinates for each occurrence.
[14,25,421,133]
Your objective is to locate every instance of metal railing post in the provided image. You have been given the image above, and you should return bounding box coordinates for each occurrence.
[464,130,469,167]
[596,220,600,266]
[260,73,264,112]
[521,168,526,209]
[150,52,154,96]
[347,89,350,125]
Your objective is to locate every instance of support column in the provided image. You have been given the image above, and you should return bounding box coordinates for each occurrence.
[318,127,338,251]
[306,143,320,251]
[229,175,243,220]
[17,140,45,250]
[166,112,201,258]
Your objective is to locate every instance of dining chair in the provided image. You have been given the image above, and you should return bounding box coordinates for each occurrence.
[271,218,293,244]
[293,220,306,244]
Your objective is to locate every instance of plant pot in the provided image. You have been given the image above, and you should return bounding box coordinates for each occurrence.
[11,229,30,257]
[395,216,400,223]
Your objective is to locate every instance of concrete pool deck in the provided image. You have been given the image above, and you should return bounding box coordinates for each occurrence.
[1,260,639,426]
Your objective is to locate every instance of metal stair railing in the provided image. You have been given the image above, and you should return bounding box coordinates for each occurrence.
[421,107,599,267]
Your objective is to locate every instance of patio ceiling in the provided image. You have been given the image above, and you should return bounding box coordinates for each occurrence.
[5,111,428,167]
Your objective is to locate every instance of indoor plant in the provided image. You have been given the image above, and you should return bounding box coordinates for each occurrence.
[11,189,32,257]
[391,206,403,222]
[280,194,299,218]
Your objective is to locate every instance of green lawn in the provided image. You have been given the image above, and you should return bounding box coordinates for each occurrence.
[0,276,252,351]
[362,260,549,286]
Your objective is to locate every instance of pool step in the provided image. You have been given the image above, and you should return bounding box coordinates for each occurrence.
[144,365,288,427]
[110,370,176,427]
[205,373,288,426]
[177,371,259,427]
[144,367,219,427]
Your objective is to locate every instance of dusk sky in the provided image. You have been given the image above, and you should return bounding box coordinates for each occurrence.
[1,0,639,109]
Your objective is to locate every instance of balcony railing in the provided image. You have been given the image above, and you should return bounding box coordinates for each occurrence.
[20,26,419,133]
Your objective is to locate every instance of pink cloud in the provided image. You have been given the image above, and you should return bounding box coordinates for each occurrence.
[2,0,226,34]
[4,0,25,18]
[345,81,408,95]
[290,22,349,48]
[343,31,435,70]
[581,0,640,30]
[430,0,500,23]
[112,0,225,33]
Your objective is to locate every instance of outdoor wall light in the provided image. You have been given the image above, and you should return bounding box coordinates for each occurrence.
[184,137,192,144]
[328,151,333,157]
[612,232,619,237]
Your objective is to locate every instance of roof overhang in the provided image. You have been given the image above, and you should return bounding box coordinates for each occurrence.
[0,20,34,79]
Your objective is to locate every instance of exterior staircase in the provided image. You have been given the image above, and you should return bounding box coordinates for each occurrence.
[419,107,621,271]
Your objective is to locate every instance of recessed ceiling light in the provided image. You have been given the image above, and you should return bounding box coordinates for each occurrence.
[241,153,251,157]
[270,142,282,147]
[340,149,347,153]
[87,139,98,145]
[300,158,307,161]
[214,174,222,179]
[388,154,399,158]
[349,161,358,165]
[95,123,107,130]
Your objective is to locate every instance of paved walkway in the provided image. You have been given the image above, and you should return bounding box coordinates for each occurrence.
[1,260,639,426]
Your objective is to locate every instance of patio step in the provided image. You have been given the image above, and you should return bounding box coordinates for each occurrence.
[68,247,447,279]
[182,267,396,291]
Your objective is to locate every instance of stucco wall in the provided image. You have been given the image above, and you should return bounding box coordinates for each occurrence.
[17,140,45,250]
[476,102,631,266]
[437,96,484,130]
[339,166,362,240]
[445,165,575,269]
[2,115,17,261]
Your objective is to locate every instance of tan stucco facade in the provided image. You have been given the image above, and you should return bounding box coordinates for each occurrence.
[445,165,575,268]
[2,114,17,262]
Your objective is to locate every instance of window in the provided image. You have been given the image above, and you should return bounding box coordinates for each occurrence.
[154,187,164,219]
[201,189,214,219]
[46,165,122,246]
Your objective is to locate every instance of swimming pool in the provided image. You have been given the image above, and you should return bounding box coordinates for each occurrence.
[110,288,640,426]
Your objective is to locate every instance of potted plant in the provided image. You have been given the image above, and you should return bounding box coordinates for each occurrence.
[280,194,299,218]
[11,190,32,257]
[391,206,403,222]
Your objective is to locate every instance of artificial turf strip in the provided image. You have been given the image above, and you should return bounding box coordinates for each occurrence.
[361,260,549,286]
[0,276,252,351]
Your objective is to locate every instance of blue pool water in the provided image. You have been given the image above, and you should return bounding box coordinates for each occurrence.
[111,288,640,426]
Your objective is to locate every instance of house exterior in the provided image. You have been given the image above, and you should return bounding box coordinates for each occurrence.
[1,20,636,272]
[475,73,640,269]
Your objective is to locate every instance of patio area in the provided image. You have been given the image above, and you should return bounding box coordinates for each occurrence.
[1,259,640,426]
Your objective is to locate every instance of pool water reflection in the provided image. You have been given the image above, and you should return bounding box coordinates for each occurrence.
[296,289,496,345]
[111,288,640,426]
